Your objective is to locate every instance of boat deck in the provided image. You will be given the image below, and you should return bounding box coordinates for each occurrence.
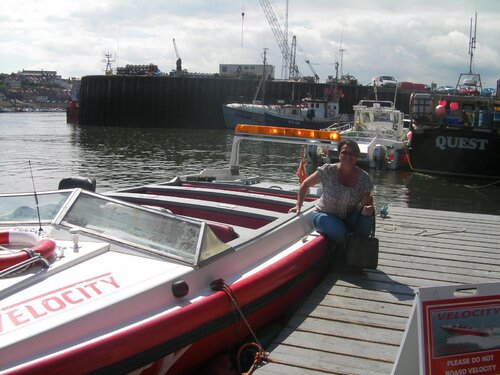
[254,206,500,374]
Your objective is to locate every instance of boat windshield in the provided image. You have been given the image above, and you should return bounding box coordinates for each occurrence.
[62,192,231,265]
[0,190,231,266]
[0,191,71,223]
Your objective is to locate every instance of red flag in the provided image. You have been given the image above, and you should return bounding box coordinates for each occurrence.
[297,155,307,183]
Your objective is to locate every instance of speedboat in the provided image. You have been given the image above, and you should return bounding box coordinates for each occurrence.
[441,324,493,337]
[0,124,341,374]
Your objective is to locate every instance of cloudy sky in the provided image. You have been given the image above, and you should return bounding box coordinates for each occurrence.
[1,0,499,88]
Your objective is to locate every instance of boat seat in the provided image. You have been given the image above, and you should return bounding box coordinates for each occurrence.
[206,221,238,243]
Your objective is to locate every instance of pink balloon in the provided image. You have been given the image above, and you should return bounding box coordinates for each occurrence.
[435,105,446,117]
[450,102,459,110]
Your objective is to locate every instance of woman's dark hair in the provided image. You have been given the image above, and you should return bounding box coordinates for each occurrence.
[338,139,360,157]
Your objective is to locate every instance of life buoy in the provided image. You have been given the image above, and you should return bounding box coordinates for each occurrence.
[0,231,56,270]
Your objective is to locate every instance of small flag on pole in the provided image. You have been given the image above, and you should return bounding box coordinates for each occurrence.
[297,154,307,183]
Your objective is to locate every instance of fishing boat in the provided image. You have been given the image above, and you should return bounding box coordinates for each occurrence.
[327,100,409,170]
[222,95,346,130]
[407,89,500,179]
[0,125,341,374]
[407,13,500,179]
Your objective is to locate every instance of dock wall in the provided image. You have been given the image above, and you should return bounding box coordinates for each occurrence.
[79,75,413,128]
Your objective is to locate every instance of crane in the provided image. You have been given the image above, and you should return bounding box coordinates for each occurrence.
[172,38,182,74]
[297,44,319,83]
[259,0,290,80]
[259,0,319,82]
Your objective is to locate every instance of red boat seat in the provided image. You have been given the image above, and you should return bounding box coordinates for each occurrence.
[206,222,238,243]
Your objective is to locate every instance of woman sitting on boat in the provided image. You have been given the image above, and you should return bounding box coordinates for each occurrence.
[289,139,375,249]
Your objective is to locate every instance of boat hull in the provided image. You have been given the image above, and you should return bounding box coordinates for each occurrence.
[408,126,500,179]
[264,112,333,130]
[222,105,267,129]
[6,235,331,375]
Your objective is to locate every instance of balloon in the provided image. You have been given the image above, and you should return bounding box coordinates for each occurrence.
[435,105,446,117]
[450,102,459,110]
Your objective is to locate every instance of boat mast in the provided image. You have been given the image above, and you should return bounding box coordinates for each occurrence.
[456,12,482,92]
[253,48,268,103]
[468,12,477,74]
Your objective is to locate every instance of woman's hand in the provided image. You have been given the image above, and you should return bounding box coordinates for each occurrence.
[288,205,301,214]
[361,204,374,216]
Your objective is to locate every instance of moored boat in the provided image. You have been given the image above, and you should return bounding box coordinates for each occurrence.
[223,95,346,130]
[408,89,500,179]
[0,125,341,374]
[407,13,500,179]
[327,100,409,170]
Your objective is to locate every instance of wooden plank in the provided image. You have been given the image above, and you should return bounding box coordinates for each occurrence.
[319,285,415,305]
[310,294,411,318]
[258,345,394,374]
[293,303,409,331]
[285,316,404,346]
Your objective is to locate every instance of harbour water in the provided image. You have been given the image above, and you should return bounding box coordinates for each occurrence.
[1,112,499,215]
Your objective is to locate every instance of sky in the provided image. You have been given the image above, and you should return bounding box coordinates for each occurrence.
[1,0,499,88]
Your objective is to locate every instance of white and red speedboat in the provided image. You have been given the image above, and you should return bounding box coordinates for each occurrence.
[0,125,340,374]
[441,324,493,337]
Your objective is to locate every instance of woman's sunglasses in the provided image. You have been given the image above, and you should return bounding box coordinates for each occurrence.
[340,150,358,157]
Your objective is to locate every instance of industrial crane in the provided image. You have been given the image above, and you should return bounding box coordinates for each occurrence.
[259,0,291,80]
[259,0,319,82]
[172,38,182,74]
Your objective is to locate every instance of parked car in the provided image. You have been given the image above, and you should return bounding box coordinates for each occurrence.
[372,75,397,87]
[398,81,428,91]
[435,85,457,94]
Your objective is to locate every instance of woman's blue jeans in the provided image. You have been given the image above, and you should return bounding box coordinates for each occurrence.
[312,208,374,248]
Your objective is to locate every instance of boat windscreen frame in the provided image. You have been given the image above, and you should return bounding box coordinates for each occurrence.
[52,190,230,266]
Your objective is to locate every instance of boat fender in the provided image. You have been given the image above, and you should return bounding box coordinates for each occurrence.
[58,177,96,192]
[0,231,57,271]
[372,145,387,171]
[306,108,315,120]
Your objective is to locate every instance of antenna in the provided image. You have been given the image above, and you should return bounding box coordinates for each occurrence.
[28,161,43,234]
[468,12,477,74]
[338,27,345,78]
[102,51,116,75]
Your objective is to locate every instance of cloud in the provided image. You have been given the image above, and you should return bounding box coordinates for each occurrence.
[0,0,498,88]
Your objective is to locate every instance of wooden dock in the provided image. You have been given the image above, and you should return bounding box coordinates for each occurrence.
[254,206,500,374]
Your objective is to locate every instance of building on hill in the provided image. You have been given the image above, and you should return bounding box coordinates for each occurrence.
[18,69,60,79]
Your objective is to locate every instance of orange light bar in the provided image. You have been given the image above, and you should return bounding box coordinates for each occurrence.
[235,124,340,141]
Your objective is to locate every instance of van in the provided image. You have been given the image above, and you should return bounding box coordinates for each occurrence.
[372,75,397,87]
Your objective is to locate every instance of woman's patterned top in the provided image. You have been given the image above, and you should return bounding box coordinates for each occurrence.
[315,163,374,218]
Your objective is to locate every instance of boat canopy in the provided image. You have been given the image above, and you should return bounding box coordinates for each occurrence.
[0,189,231,266]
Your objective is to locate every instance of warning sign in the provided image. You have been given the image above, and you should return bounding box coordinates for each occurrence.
[419,284,500,375]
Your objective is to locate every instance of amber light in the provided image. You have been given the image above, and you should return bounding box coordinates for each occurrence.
[235,124,340,141]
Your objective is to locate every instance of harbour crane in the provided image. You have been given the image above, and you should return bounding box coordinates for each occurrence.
[259,0,319,82]
[259,0,291,80]
[172,38,182,74]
